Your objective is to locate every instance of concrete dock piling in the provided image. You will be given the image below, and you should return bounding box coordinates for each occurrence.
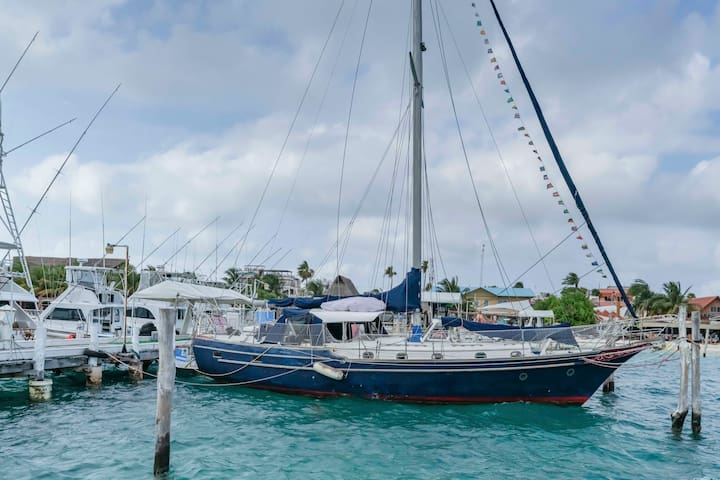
[671,305,689,432]
[691,311,702,435]
[154,308,177,476]
[30,318,52,402]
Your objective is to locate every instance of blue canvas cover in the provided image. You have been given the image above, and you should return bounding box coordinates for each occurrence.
[440,317,577,347]
[266,269,421,313]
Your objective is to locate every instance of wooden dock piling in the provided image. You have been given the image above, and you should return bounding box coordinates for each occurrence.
[671,305,689,432]
[153,308,177,476]
[691,311,702,435]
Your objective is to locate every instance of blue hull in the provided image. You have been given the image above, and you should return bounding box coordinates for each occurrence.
[192,337,647,405]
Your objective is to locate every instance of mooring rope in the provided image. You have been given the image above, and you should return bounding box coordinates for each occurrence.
[102,349,312,388]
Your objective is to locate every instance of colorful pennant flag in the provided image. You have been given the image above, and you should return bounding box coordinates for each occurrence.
[543,174,549,180]
[487,48,493,53]
[540,166,546,171]
[477,21,482,26]
[484,39,490,45]
[518,126,525,131]
[514,113,520,118]
[490,57,497,63]
[553,192,560,198]
[546,183,554,189]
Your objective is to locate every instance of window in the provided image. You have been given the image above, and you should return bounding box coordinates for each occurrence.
[127,307,155,319]
[47,308,85,321]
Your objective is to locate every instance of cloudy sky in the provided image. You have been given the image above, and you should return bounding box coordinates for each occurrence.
[0,0,718,296]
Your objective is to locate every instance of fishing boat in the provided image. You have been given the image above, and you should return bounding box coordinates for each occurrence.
[42,266,126,338]
[192,0,649,404]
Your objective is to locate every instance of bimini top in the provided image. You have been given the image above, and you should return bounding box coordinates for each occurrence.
[310,309,382,324]
[130,280,257,305]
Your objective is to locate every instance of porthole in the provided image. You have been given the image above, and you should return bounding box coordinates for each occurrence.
[362,351,375,359]
[212,351,222,358]
[396,352,408,360]
[474,352,487,359]
[519,372,528,381]
[566,368,575,377]
[510,351,522,358]
[431,353,443,360]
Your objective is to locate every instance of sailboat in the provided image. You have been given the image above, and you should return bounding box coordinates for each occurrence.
[192,0,648,405]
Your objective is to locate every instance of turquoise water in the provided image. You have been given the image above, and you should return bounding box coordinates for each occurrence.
[1,352,718,479]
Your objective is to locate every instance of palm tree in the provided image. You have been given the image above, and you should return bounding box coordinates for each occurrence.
[297,260,314,291]
[437,276,460,293]
[562,272,580,289]
[385,266,397,288]
[421,260,429,274]
[306,279,326,296]
[662,281,692,313]
[223,267,241,287]
[513,281,524,288]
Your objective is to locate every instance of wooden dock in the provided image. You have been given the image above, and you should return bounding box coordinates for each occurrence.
[0,335,190,377]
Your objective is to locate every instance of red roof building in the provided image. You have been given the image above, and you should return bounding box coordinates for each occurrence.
[596,287,634,307]
[688,296,720,322]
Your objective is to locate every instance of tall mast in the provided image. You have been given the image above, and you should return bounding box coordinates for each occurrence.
[411,0,424,269]
[489,0,637,318]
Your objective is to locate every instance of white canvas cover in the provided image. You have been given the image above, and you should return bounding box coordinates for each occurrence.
[310,309,382,324]
[130,280,255,305]
[421,291,461,304]
[0,279,38,303]
[320,296,386,312]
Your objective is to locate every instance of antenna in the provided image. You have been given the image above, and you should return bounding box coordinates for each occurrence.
[68,189,72,267]
[140,196,147,271]
[101,191,106,267]
[19,84,121,235]
[193,220,244,273]
[140,227,181,267]
[161,217,219,267]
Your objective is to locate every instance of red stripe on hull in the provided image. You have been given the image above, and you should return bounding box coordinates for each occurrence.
[237,383,590,405]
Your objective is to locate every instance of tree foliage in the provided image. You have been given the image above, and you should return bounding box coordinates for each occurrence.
[534,289,595,325]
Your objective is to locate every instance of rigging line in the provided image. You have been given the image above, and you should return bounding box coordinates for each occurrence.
[0,32,38,95]
[422,129,449,284]
[272,0,353,251]
[194,221,244,272]
[209,224,256,279]
[246,233,278,267]
[19,84,121,235]
[318,104,411,274]
[270,248,292,270]
[437,1,556,293]
[258,247,283,268]
[508,221,588,290]
[162,216,219,267]
[372,11,412,288]
[140,196,147,272]
[140,227,181,266]
[337,104,411,269]
[428,1,511,291]
[101,191,105,267]
[488,0,636,318]
[233,0,346,269]
[549,261,606,297]
[373,111,409,288]
[336,0,373,281]
[3,118,77,156]
[92,215,147,267]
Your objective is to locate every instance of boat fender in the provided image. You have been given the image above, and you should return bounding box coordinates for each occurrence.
[83,348,110,359]
[312,362,344,381]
